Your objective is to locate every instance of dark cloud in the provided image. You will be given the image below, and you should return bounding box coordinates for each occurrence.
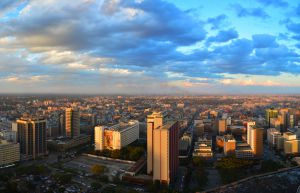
[232,4,269,19]
[206,28,238,44]
[256,0,288,7]
[1,0,206,69]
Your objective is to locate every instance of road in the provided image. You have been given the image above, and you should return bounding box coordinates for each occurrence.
[204,168,222,190]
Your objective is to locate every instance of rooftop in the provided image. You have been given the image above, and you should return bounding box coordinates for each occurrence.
[107,120,138,132]
[236,143,252,151]
[284,132,295,136]
[156,121,176,130]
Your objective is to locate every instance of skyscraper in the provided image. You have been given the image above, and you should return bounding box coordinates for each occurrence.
[246,121,255,145]
[218,119,226,135]
[58,112,65,136]
[65,108,80,138]
[266,109,278,127]
[250,127,264,158]
[16,116,47,160]
[152,121,179,184]
[147,112,163,174]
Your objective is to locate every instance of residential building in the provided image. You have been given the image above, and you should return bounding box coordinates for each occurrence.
[147,112,163,175]
[250,127,264,158]
[0,140,20,167]
[94,120,139,150]
[152,121,179,184]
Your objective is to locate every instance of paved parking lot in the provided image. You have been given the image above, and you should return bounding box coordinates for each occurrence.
[63,155,134,180]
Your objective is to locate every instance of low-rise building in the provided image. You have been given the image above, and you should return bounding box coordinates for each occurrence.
[223,135,236,156]
[0,130,17,143]
[283,132,300,155]
[235,143,253,159]
[47,134,91,152]
[193,136,213,159]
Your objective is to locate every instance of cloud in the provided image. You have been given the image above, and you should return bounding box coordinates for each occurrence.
[256,0,288,7]
[220,78,287,87]
[0,0,299,94]
[207,14,228,30]
[252,34,278,48]
[286,21,300,45]
[297,4,300,16]
[0,0,24,15]
[3,75,50,83]
[286,22,300,34]
[206,28,238,44]
[232,4,269,19]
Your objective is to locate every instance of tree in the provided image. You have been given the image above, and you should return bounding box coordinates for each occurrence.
[91,164,106,175]
[53,172,72,184]
[91,182,102,190]
[192,157,205,167]
[111,149,121,159]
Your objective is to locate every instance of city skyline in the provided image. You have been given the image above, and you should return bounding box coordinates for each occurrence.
[0,0,300,94]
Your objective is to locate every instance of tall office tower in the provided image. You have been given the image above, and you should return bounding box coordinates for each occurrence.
[266,109,278,127]
[218,119,226,135]
[152,121,179,185]
[58,113,65,136]
[16,116,47,160]
[246,121,255,145]
[147,112,163,174]
[287,113,295,129]
[65,108,80,138]
[250,127,264,158]
[279,108,289,131]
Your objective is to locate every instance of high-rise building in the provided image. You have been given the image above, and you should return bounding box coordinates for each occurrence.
[152,121,179,184]
[94,120,139,150]
[147,112,163,174]
[218,119,226,135]
[250,127,264,158]
[58,112,65,136]
[266,109,278,127]
[16,116,47,160]
[267,128,282,148]
[65,108,80,138]
[246,121,255,145]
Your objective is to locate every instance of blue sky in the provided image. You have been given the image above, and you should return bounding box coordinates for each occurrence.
[0,0,300,94]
